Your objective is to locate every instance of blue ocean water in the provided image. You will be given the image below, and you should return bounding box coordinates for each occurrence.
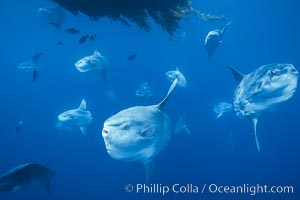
[0,0,299,199]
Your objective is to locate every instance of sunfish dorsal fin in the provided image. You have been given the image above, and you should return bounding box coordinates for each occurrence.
[229,66,244,83]
[252,118,261,152]
[158,78,178,110]
[93,50,101,57]
[78,99,86,110]
[221,21,232,39]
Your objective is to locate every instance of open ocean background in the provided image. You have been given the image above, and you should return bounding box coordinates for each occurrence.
[0,0,299,199]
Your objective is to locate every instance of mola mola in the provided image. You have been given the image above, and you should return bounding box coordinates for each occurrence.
[214,102,233,119]
[102,79,178,181]
[0,163,55,196]
[57,99,92,136]
[75,50,108,81]
[37,6,66,29]
[166,67,187,88]
[205,21,232,62]
[135,76,153,101]
[230,64,298,152]
[174,113,191,135]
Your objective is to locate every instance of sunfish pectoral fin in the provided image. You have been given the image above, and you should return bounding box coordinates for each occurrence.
[252,118,261,152]
[144,160,155,183]
[79,127,87,136]
[229,65,245,83]
[140,125,155,137]
[216,113,223,119]
[158,78,178,110]
[78,99,86,110]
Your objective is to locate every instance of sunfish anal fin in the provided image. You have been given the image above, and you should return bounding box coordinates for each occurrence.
[43,178,52,197]
[158,78,178,110]
[144,160,155,183]
[252,118,261,152]
[79,127,87,136]
[78,99,86,110]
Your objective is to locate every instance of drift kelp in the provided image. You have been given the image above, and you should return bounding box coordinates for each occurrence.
[50,0,223,35]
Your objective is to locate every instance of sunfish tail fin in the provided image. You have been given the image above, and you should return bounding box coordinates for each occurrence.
[158,78,178,110]
[42,178,52,197]
[229,65,245,83]
[252,118,261,152]
[221,21,232,39]
[144,160,155,183]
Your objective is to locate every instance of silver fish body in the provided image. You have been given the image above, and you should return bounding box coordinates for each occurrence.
[231,63,298,151]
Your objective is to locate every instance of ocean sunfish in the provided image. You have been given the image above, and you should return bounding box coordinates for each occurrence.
[230,63,298,152]
[166,67,187,88]
[75,50,108,81]
[214,102,233,119]
[18,52,43,82]
[0,163,55,196]
[37,6,66,29]
[135,76,153,101]
[57,99,92,136]
[174,113,191,135]
[102,79,178,181]
[205,21,232,62]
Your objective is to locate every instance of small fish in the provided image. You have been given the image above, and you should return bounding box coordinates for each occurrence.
[205,21,232,62]
[75,50,108,80]
[166,67,187,88]
[78,35,89,44]
[102,79,179,181]
[0,163,55,196]
[57,41,64,45]
[65,27,80,34]
[214,102,232,118]
[57,99,92,136]
[229,63,298,152]
[127,53,137,61]
[174,113,191,135]
[89,34,97,41]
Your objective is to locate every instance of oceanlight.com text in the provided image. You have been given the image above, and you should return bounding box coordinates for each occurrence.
[124,183,294,196]
[207,183,294,196]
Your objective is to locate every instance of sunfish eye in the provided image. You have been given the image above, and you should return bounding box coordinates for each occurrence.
[120,123,130,130]
[271,69,277,75]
